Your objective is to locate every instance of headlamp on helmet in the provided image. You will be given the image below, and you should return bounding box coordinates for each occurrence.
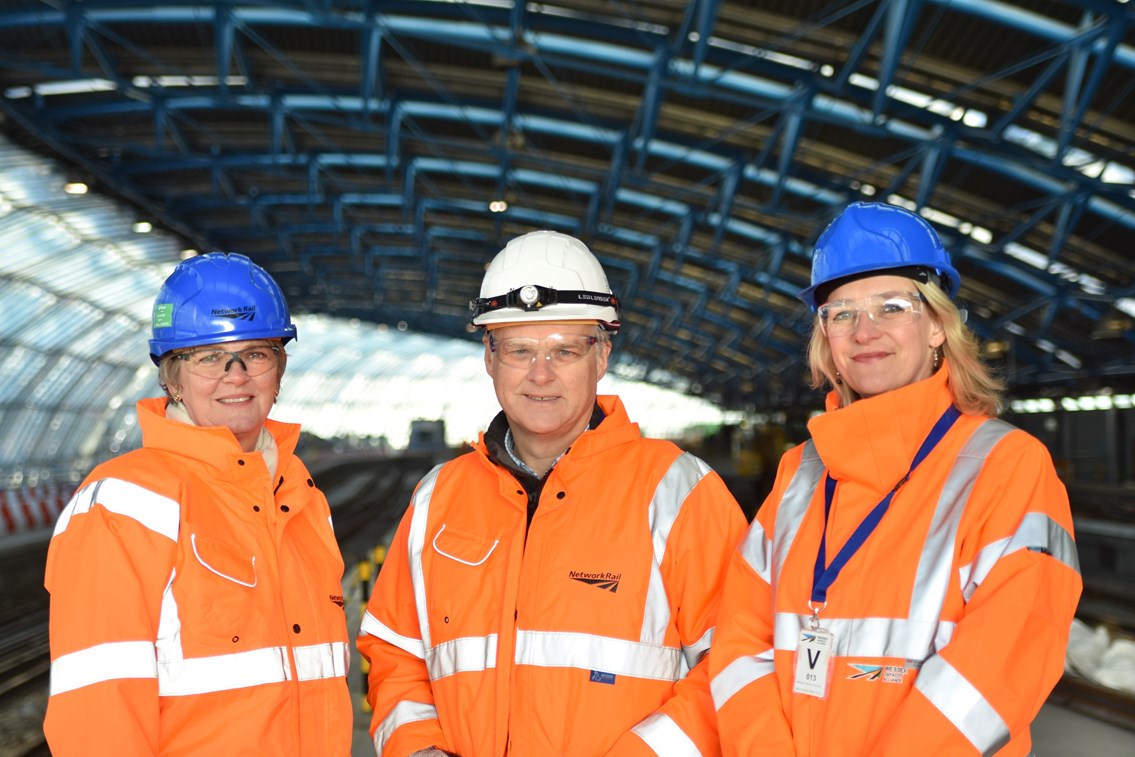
[471,230,622,330]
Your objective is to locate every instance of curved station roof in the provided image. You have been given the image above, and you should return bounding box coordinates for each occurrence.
[0,0,1132,479]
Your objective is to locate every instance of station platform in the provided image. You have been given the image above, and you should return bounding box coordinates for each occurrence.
[1032,702,1135,756]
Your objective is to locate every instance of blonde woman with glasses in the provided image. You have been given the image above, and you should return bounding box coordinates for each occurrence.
[710,202,1082,757]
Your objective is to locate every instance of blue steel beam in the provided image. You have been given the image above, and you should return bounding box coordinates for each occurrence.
[873,0,919,121]
[0,1,1130,408]
[361,8,384,107]
[633,49,669,175]
[1058,10,1124,160]
[6,45,1121,229]
[989,53,1067,139]
[833,0,890,88]
[689,0,722,73]
[214,5,234,96]
[925,0,1135,70]
[914,130,948,210]
[771,86,807,207]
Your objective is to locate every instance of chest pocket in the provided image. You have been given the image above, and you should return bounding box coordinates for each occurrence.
[432,523,499,566]
[192,532,257,586]
[426,524,502,643]
[181,533,266,651]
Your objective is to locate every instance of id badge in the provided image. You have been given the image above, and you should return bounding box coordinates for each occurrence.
[793,627,835,698]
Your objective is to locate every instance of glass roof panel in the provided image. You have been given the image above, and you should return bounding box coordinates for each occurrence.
[0,132,733,483]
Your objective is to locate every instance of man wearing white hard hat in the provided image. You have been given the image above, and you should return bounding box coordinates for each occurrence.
[357,230,748,756]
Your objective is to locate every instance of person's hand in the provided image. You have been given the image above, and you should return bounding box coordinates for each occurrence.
[408,749,454,757]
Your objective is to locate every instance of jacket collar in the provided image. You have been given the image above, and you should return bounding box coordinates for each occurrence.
[136,396,300,472]
[475,394,640,476]
[807,364,955,493]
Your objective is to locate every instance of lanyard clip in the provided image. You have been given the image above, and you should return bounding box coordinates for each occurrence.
[808,601,827,630]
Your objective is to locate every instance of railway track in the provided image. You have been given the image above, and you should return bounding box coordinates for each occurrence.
[0,600,50,757]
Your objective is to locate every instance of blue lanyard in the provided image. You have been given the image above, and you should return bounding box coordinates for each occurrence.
[811,405,961,605]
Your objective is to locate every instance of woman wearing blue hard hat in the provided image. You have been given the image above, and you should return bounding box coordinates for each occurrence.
[44,253,353,755]
[710,202,1082,756]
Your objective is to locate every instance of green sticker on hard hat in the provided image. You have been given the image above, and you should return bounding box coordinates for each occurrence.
[153,303,174,328]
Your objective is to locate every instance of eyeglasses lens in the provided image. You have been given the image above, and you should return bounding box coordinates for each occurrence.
[819,292,922,337]
[491,335,598,368]
[179,346,281,378]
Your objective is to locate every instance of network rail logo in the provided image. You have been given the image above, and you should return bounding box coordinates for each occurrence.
[568,570,621,593]
[212,305,256,321]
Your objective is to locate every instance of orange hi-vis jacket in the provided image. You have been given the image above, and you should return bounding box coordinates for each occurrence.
[44,397,353,756]
[357,395,748,757]
[709,365,1082,757]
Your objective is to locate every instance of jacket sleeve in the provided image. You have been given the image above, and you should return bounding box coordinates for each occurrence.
[707,450,801,756]
[605,466,749,756]
[357,496,452,757]
[870,432,1082,755]
[43,476,180,756]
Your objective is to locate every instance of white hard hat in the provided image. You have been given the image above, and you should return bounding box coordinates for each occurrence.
[469,230,621,330]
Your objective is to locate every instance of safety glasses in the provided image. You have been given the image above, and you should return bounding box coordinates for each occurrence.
[488,333,599,368]
[176,345,282,378]
[817,291,924,337]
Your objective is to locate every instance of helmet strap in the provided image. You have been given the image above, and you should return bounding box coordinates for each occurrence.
[470,285,620,320]
[815,266,945,305]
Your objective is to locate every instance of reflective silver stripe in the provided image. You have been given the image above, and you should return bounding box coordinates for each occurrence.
[155,568,183,663]
[642,453,710,645]
[960,512,1080,602]
[632,711,702,756]
[53,478,180,542]
[151,558,329,696]
[769,421,1016,664]
[158,645,291,695]
[50,640,157,695]
[909,419,1015,654]
[916,654,1010,756]
[374,700,439,754]
[294,641,349,681]
[426,634,498,680]
[711,442,819,710]
[738,519,773,584]
[773,612,955,661]
[359,609,427,660]
[408,464,445,650]
[515,629,682,681]
[682,625,713,670]
[772,442,824,603]
[710,652,775,710]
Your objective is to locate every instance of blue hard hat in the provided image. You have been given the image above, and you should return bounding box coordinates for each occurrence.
[798,202,961,310]
[149,252,297,363]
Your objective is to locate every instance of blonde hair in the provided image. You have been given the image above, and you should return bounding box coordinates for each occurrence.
[807,279,1004,415]
[157,341,288,399]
